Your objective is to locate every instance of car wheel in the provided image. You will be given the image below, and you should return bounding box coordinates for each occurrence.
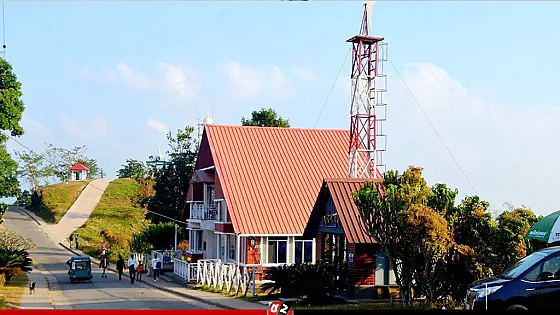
[507,304,528,310]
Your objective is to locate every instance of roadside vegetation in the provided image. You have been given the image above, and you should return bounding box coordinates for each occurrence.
[74,178,148,262]
[0,228,34,309]
[27,180,92,223]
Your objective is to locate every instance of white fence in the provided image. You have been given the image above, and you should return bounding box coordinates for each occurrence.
[173,258,198,282]
[195,259,262,296]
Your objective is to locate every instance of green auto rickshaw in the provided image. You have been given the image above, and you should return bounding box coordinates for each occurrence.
[66,256,93,283]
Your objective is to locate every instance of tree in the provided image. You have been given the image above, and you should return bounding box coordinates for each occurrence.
[241,107,290,127]
[0,144,19,199]
[0,58,25,143]
[117,159,148,179]
[147,126,197,223]
[13,150,50,192]
[42,144,101,181]
[352,166,431,305]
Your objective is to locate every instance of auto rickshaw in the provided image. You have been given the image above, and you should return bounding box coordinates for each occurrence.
[66,256,93,283]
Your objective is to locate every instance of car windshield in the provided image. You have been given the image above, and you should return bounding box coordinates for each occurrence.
[500,251,548,279]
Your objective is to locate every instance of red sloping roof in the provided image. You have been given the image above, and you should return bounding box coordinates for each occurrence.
[69,163,90,171]
[205,124,350,235]
[324,178,381,244]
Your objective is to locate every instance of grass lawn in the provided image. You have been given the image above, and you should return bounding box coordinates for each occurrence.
[28,180,92,224]
[0,272,29,309]
[74,178,149,262]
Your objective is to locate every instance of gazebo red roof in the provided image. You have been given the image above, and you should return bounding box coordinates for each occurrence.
[69,163,90,171]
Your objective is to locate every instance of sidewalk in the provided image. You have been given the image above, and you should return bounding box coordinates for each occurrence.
[19,268,54,309]
[57,243,267,310]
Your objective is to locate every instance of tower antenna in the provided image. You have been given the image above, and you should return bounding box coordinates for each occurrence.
[347,2,388,179]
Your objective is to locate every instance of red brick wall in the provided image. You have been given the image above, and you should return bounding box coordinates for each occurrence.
[348,243,375,286]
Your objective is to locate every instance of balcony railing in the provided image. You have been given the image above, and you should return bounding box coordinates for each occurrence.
[319,213,341,228]
[190,202,220,221]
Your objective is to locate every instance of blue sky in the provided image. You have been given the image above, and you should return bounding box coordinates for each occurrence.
[4,1,560,216]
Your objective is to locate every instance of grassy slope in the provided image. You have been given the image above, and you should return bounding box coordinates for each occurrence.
[0,272,28,309]
[74,178,149,262]
[28,180,92,224]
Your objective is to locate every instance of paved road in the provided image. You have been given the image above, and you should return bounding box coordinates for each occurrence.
[4,208,219,310]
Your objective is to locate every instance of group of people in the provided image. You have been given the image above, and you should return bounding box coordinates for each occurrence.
[114,252,163,284]
[69,233,80,249]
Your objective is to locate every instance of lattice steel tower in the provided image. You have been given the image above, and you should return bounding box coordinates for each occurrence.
[347,2,387,179]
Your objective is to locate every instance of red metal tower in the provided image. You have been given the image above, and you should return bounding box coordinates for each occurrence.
[347,2,387,179]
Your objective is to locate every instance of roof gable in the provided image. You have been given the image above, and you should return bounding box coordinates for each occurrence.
[205,124,351,235]
[69,163,90,171]
[305,178,381,244]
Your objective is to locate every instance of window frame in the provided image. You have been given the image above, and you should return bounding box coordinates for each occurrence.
[267,237,288,265]
[294,240,314,264]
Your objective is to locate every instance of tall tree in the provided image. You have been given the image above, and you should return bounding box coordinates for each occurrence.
[117,159,148,179]
[241,107,290,127]
[0,58,25,219]
[42,144,101,181]
[147,126,197,223]
[14,150,50,192]
[352,166,430,305]
[0,58,25,143]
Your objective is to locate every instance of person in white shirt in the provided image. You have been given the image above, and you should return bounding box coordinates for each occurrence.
[152,253,161,281]
[128,254,137,284]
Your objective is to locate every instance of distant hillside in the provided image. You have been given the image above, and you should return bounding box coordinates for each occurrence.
[28,180,92,224]
[74,178,149,261]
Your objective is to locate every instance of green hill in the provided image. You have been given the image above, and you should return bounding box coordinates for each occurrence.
[74,178,150,261]
[28,180,92,224]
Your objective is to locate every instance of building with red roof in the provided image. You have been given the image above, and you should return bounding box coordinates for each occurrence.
[183,124,392,296]
[69,163,90,181]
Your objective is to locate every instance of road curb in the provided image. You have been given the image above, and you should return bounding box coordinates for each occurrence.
[20,208,42,226]
[57,242,233,310]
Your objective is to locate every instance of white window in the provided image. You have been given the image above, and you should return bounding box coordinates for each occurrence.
[294,240,313,264]
[189,230,203,253]
[267,237,288,264]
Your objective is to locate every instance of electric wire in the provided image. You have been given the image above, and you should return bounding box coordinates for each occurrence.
[388,58,479,195]
[3,132,187,225]
[313,46,351,128]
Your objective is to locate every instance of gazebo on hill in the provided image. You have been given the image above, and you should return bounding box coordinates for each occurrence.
[69,163,90,181]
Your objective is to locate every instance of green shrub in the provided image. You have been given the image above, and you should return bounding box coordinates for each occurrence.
[0,249,32,281]
[260,261,335,303]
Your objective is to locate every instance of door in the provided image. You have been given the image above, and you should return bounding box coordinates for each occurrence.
[522,255,560,310]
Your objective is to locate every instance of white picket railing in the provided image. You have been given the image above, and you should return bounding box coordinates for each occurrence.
[195,259,261,296]
[173,258,198,282]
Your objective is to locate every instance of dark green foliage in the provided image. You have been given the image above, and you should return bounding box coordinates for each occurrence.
[117,159,148,179]
[260,262,335,303]
[139,222,186,250]
[147,126,197,223]
[0,144,20,199]
[128,232,153,254]
[0,58,25,142]
[0,203,7,224]
[0,249,32,281]
[241,108,290,128]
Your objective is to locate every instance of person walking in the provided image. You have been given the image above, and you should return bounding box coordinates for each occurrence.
[152,253,161,281]
[100,256,109,278]
[128,254,137,284]
[116,255,125,280]
[136,262,144,283]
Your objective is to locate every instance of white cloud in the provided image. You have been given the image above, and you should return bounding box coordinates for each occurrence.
[383,62,560,216]
[147,118,168,135]
[81,62,199,99]
[217,62,295,100]
[293,67,321,81]
[61,115,109,139]
[156,61,199,99]
[21,115,44,133]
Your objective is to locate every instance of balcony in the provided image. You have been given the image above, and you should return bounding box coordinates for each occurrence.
[190,202,220,221]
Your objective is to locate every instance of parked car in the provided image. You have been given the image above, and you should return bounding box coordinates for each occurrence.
[465,246,560,310]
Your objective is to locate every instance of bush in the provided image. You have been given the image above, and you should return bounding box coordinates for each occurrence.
[128,232,153,254]
[260,261,335,303]
[142,222,186,250]
[0,249,32,281]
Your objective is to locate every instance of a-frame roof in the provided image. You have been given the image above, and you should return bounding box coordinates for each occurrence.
[200,124,351,235]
